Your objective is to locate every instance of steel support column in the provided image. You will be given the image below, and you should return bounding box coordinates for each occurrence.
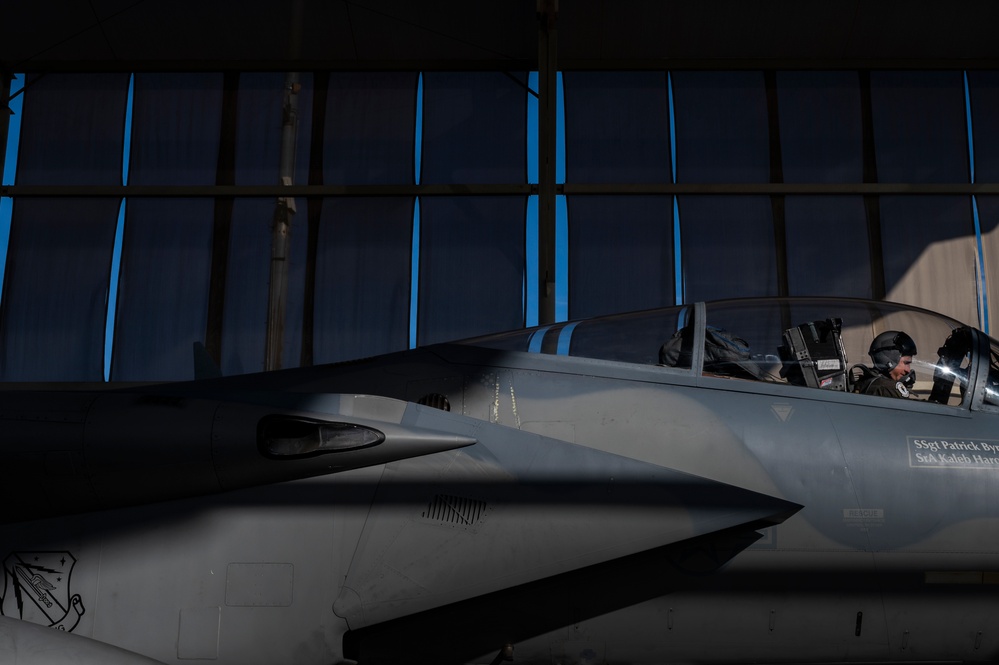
[265,71,300,371]
[537,0,558,325]
[266,0,304,371]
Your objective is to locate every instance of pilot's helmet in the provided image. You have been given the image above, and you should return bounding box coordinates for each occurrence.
[870,330,917,373]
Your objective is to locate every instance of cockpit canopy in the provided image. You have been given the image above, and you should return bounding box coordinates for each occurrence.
[460,297,999,410]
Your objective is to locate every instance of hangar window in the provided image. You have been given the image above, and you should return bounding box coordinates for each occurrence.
[3,69,999,382]
[0,71,533,380]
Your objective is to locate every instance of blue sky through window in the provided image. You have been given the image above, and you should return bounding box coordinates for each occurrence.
[0,75,24,301]
[103,74,134,380]
[668,72,683,305]
[964,71,990,333]
[409,73,423,348]
[525,71,568,326]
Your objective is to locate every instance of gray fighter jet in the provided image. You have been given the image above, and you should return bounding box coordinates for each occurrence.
[1,296,998,665]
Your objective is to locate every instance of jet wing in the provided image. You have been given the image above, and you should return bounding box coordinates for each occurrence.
[332,411,800,633]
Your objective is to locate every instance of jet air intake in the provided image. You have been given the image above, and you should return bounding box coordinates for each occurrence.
[258,416,386,458]
[0,390,474,523]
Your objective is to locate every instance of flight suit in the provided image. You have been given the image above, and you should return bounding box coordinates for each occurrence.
[854,371,911,399]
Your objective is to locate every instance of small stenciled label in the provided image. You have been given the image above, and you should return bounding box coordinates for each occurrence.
[908,437,999,469]
[843,508,884,530]
[816,359,841,370]
[771,403,793,422]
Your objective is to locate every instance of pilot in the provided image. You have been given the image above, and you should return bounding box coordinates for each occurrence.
[854,330,917,399]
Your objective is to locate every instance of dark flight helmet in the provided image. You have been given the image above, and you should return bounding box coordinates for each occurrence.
[870,330,917,373]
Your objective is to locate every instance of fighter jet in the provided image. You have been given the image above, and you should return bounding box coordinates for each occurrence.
[1,296,998,665]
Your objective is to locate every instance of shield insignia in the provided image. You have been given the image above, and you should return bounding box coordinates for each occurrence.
[1,551,85,632]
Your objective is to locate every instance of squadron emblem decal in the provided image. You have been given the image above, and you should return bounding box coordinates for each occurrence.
[1,551,85,632]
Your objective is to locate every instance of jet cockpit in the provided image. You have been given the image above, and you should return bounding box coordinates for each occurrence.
[461,297,999,412]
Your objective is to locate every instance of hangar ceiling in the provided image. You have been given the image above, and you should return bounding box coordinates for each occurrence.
[4,0,999,72]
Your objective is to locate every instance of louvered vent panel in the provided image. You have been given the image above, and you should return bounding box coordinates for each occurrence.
[421,494,488,529]
[417,393,451,411]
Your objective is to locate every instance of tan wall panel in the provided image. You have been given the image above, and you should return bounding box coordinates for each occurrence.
[980,209,999,337]
[885,235,980,329]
